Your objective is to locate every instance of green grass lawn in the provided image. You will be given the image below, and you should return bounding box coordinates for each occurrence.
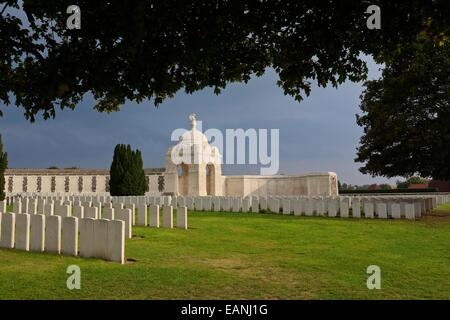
[1,203,450,300]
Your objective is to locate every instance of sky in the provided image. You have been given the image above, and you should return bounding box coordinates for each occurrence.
[0,56,399,185]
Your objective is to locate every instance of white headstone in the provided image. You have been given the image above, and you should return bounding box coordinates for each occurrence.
[103,207,115,220]
[62,217,78,256]
[203,197,212,211]
[22,198,29,213]
[81,201,92,208]
[376,203,388,219]
[163,196,172,206]
[176,206,188,230]
[305,199,314,216]
[116,208,132,238]
[213,197,221,212]
[45,215,61,254]
[405,203,415,220]
[125,204,136,225]
[178,197,186,207]
[163,206,173,228]
[259,197,267,211]
[37,199,45,214]
[15,213,30,251]
[0,200,6,213]
[242,198,250,213]
[232,198,242,213]
[113,202,124,211]
[328,200,337,217]
[54,203,62,216]
[63,200,72,207]
[293,199,303,216]
[149,205,160,227]
[28,199,38,214]
[251,197,259,213]
[414,201,422,218]
[106,220,125,264]
[12,201,22,214]
[171,196,178,207]
[92,201,102,212]
[60,205,71,217]
[79,218,95,258]
[0,212,15,248]
[84,206,98,219]
[137,204,147,226]
[194,197,203,211]
[103,202,112,209]
[364,202,374,219]
[352,198,361,218]
[221,198,231,212]
[282,199,291,215]
[316,200,326,216]
[268,198,280,214]
[186,197,194,211]
[30,214,45,252]
[73,205,84,219]
[93,219,109,259]
[44,203,54,216]
[340,199,349,218]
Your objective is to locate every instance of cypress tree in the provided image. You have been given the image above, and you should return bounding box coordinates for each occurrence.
[0,134,8,201]
[109,144,147,196]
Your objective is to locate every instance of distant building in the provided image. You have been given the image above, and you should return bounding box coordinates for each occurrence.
[429,180,450,192]
[408,183,429,189]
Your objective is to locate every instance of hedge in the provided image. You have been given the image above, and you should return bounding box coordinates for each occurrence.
[339,188,439,194]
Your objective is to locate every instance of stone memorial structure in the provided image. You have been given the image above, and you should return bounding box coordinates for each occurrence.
[5,115,338,198]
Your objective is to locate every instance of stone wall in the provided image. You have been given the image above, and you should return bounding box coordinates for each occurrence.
[5,169,338,197]
[223,172,338,197]
[5,168,165,196]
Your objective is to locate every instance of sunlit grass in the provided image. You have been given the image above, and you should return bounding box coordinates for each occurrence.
[1,203,449,299]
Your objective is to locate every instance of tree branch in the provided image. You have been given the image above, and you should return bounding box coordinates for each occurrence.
[1,3,8,16]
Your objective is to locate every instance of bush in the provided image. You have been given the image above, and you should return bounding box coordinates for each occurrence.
[339,188,438,194]
[109,144,148,196]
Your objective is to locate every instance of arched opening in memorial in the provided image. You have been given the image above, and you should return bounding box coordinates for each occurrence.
[178,163,189,195]
[206,164,215,196]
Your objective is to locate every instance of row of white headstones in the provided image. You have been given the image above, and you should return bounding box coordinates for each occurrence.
[5,193,450,219]
[0,213,125,263]
[173,195,446,219]
[145,193,447,219]
[1,193,449,264]
[0,198,189,264]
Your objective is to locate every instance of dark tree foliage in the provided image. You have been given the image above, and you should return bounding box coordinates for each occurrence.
[0,134,7,201]
[109,144,147,196]
[0,1,448,121]
[356,43,450,180]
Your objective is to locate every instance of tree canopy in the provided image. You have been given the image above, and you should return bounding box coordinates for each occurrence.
[356,42,450,180]
[1,1,448,121]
